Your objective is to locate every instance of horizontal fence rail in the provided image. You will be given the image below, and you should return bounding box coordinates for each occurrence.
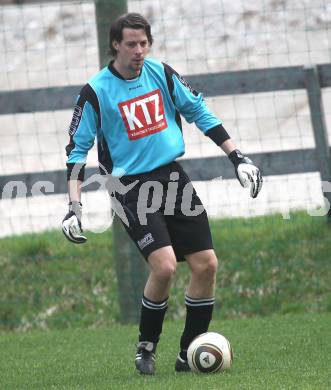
[0,149,322,199]
[1,64,331,115]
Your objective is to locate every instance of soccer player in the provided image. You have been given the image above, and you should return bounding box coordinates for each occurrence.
[62,13,262,375]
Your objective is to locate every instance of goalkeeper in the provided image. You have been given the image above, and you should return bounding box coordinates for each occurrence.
[62,12,262,375]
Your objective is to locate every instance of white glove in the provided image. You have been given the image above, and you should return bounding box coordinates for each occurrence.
[62,201,87,244]
[229,149,263,198]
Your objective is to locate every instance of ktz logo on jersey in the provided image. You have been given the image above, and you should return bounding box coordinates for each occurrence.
[68,105,83,136]
[119,89,168,140]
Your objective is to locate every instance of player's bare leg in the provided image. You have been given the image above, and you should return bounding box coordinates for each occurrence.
[145,246,177,300]
[185,249,218,298]
[135,246,177,375]
[175,249,218,372]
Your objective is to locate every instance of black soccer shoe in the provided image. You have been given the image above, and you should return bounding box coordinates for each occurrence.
[175,354,190,372]
[135,341,156,375]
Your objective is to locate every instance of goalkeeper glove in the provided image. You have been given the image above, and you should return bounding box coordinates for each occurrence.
[228,149,263,198]
[62,201,87,244]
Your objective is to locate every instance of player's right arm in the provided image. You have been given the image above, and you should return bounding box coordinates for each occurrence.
[62,84,101,244]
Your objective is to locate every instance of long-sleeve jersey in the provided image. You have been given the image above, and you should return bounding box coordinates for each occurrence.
[66,57,228,178]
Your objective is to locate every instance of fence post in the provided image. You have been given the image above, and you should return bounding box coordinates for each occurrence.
[112,216,149,323]
[94,0,127,68]
[94,0,148,324]
[305,65,331,221]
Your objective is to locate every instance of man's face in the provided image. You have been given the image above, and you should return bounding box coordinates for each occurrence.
[113,28,150,77]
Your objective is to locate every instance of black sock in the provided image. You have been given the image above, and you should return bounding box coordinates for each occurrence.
[139,295,168,344]
[179,295,215,360]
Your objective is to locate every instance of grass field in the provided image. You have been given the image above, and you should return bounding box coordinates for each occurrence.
[0,211,330,330]
[0,212,330,388]
[0,312,330,389]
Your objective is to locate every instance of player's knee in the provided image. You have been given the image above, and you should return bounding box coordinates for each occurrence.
[207,255,218,276]
[149,255,176,281]
[190,251,218,278]
[148,247,177,281]
[203,257,218,278]
[156,260,176,281]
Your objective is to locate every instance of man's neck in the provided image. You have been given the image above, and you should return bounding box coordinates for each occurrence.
[112,60,140,80]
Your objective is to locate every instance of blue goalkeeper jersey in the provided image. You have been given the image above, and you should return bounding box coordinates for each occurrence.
[66,57,222,177]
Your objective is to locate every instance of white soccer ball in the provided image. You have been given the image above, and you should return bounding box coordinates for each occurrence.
[187,332,233,373]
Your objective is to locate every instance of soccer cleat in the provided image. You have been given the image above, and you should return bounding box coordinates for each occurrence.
[135,341,156,375]
[175,354,191,372]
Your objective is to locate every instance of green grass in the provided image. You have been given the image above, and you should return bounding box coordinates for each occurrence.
[0,212,330,388]
[210,211,331,317]
[0,211,331,330]
[0,313,330,389]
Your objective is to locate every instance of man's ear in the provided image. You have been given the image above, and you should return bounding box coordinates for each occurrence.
[112,40,119,52]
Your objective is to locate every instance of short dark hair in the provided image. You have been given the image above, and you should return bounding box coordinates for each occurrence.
[109,13,153,57]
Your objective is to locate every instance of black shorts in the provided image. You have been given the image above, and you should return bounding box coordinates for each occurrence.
[115,161,214,261]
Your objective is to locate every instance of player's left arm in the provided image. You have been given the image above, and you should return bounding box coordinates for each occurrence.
[164,64,262,198]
